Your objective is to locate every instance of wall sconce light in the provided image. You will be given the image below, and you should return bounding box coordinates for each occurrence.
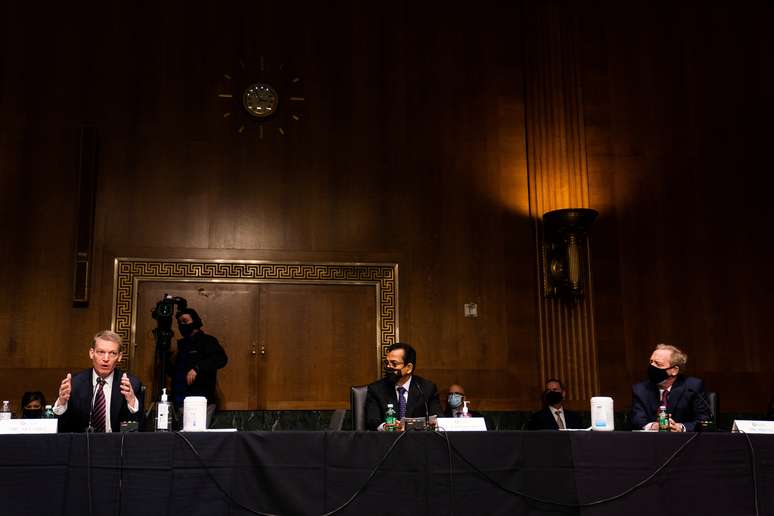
[542,208,598,302]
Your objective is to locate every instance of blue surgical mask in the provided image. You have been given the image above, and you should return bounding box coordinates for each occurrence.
[447,393,463,408]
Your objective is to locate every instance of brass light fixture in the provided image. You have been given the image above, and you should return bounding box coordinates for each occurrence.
[542,208,598,302]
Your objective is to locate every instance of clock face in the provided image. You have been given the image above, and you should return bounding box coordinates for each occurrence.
[242,83,278,118]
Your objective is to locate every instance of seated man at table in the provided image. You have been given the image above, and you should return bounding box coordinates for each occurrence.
[444,383,481,418]
[53,330,144,432]
[527,378,584,430]
[365,342,442,431]
[631,343,710,432]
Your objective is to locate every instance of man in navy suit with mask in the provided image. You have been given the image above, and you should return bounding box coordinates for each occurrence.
[631,344,711,431]
[365,342,442,431]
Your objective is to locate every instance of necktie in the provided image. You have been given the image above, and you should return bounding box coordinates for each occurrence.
[397,386,407,420]
[661,389,669,410]
[554,410,565,429]
[92,377,107,432]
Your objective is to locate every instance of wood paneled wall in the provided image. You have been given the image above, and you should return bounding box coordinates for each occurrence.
[1,2,772,414]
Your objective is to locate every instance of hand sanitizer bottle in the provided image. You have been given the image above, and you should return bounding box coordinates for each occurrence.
[157,388,171,432]
[462,400,470,417]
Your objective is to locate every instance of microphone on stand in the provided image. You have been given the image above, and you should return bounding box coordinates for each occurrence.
[414,381,432,430]
[87,380,96,433]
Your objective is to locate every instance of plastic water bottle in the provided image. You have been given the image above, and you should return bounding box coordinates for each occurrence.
[43,405,55,418]
[0,400,10,420]
[156,388,171,432]
[658,405,669,432]
[385,403,396,432]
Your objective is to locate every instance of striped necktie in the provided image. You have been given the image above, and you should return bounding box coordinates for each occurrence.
[92,377,107,432]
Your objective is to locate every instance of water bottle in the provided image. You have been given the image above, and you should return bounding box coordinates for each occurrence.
[156,388,171,432]
[385,403,396,432]
[658,405,669,432]
[0,400,11,420]
[43,405,55,418]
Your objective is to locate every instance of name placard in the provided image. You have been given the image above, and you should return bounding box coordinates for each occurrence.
[435,417,487,432]
[0,419,58,434]
[732,420,774,434]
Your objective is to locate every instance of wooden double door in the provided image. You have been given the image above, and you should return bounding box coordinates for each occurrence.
[132,281,378,410]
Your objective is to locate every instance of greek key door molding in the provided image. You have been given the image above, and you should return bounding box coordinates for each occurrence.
[111,258,399,375]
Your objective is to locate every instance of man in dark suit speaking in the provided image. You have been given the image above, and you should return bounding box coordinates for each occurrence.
[365,342,442,431]
[53,330,144,432]
[631,343,710,432]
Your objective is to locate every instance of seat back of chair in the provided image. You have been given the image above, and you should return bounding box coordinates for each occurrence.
[703,391,718,420]
[350,385,369,431]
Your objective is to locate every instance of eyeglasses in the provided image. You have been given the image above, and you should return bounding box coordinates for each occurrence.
[383,360,404,368]
[94,350,120,358]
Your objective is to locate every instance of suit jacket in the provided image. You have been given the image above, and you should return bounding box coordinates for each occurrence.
[630,375,710,431]
[527,407,584,430]
[58,368,144,433]
[365,375,442,431]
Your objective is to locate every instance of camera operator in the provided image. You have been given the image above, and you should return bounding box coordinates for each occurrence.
[166,308,227,427]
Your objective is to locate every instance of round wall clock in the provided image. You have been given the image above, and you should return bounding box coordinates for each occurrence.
[216,56,305,140]
[242,83,279,119]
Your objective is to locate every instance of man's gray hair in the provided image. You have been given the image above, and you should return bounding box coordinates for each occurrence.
[655,343,687,369]
[91,330,122,349]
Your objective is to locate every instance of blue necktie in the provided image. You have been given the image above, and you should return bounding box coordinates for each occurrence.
[397,386,407,420]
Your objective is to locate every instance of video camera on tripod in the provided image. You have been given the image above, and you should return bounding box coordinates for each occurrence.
[151,294,187,401]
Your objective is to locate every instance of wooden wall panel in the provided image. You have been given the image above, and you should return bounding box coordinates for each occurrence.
[0,2,534,411]
[2,2,771,415]
[581,4,774,412]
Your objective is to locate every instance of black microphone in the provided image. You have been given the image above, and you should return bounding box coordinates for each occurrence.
[414,381,431,429]
[87,382,95,433]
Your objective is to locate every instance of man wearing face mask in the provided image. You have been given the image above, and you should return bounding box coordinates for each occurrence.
[631,343,710,432]
[444,384,481,418]
[167,308,228,423]
[365,342,442,431]
[527,379,584,430]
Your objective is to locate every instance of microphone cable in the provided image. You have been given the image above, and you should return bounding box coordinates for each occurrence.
[442,431,700,509]
[739,429,760,516]
[115,431,127,516]
[431,428,455,516]
[320,430,411,516]
[86,426,93,516]
[173,431,279,516]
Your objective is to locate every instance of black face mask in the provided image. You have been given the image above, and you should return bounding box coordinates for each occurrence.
[178,323,194,338]
[23,409,43,419]
[383,366,403,384]
[648,364,671,385]
[545,391,563,405]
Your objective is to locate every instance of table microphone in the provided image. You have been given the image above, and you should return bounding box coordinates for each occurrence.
[87,379,101,433]
[414,381,431,429]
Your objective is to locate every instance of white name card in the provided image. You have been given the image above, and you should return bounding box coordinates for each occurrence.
[732,420,774,434]
[436,417,487,432]
[0,418,58,434]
